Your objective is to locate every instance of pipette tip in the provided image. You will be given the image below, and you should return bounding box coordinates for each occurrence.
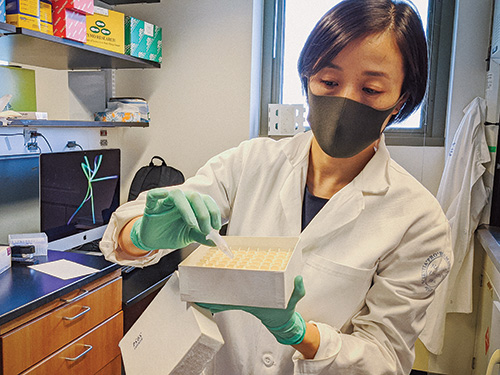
[206,229,234,259]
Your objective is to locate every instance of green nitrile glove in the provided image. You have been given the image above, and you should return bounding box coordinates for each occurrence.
[197,276,306,345]
[130,188,222,251]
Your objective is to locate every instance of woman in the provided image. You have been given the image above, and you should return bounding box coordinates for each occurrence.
[101,0,452,373]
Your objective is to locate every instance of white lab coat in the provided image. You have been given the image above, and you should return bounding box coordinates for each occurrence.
[420,97,490,355]
[101,132,452,375]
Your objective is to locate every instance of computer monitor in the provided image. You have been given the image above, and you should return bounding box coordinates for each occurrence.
[40,149,120,251]
[0,154,40,245]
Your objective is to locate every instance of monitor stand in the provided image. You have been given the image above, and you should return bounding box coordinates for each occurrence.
[48,225,107,251]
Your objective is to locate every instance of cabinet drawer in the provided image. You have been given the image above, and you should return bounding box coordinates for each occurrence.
[22,312,123,375]
[1,277,122,375]
[95,355,122,375]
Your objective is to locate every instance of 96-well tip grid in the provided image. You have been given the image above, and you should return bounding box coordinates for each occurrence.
[196,247,292,271]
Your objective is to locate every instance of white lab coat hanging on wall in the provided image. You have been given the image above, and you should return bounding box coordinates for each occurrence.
[420,97,490,355]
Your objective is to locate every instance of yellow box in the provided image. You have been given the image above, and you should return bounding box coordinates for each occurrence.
[39,0,52,35]
[86,6,124,54]
[6,0,40,31]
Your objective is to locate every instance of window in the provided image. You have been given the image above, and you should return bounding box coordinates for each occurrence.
[259,0,455,146]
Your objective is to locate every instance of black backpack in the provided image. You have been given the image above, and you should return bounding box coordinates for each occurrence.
[128,156,185,201]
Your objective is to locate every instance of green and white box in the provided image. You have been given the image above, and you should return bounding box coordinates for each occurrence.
[125,16,162,63]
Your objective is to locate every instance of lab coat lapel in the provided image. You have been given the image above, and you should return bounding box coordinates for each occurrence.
[299,137,391,252]
[279,134,311,233]
[279,169,306,233]
[299,178,366,253]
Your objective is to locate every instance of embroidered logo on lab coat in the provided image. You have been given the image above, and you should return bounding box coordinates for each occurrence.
[421,251,451,292]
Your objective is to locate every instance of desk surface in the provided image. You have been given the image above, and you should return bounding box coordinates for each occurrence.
[121,244,198,307]
[477,225,500,273]
[0,250,120,327]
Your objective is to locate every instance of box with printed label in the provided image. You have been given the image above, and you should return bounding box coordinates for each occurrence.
[5,0,40,31]
[39,0,52,35]
[52,0,92,15]
[125,16,162,63]
[179,236,302,308]
[53,6,86,42]
[0,0,6,23]
[86,6,124,54]
[8,232,47,256]
[17,111,48,119]
[0,246,11,275]
[94,111,140,122]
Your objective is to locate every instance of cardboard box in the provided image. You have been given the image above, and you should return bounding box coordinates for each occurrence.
[17,111,48,119]
[120,272,224,375]
[52,0,92,15]
[108,97,150,122]
[125,16,162,63]
[53,6,86,42]
[0,246,11,275]
[179,236,301,308]
[5,0,40,31]
[39,0,51,35]
[0,0,6,23]
[86,6,124,54]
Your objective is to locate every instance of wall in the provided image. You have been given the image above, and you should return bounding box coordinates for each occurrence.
[112,0,254,202]
[0,66,103,154]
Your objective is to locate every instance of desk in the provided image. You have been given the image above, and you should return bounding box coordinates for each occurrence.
[0,250,120,326]
[0,251,122,374]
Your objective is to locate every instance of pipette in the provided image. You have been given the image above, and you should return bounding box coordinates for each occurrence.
[206,228,234,259]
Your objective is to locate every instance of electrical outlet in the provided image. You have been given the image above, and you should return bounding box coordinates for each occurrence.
[66,141,77,149]
[100,139,108,147]
[23,128,38,144]
[26,142,38,152]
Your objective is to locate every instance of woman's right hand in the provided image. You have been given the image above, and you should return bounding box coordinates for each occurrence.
[129,188,221,251]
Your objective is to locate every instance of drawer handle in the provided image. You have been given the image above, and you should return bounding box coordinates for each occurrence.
[61,289,89,303]
[63,305,91,321]
[64,344,93,361]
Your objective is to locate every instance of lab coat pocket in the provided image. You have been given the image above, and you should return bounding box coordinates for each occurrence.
[299,254,376,329]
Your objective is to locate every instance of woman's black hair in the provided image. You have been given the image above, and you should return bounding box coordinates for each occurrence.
[298,0,428,123]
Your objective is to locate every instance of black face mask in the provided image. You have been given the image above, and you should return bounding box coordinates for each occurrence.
[307,90,400,158]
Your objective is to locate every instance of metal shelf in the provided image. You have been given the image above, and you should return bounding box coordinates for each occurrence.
[7,119,149,128]
[0,22,160,70]
[103,0,159,4]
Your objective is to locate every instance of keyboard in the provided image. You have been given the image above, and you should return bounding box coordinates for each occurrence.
[69,239,103,256]
[69,239,136,273]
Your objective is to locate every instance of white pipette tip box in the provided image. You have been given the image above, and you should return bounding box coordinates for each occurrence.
[120,272,224,375]
[179,236,301,309]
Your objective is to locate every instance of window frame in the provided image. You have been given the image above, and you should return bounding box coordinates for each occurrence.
[258,0,455,147]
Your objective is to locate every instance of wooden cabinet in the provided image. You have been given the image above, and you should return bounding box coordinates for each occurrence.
[0,270,122,375]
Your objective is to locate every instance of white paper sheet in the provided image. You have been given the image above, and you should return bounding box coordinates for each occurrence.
[29,259,99,280]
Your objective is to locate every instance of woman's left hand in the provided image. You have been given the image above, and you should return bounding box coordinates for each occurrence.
[197,275,306,345]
